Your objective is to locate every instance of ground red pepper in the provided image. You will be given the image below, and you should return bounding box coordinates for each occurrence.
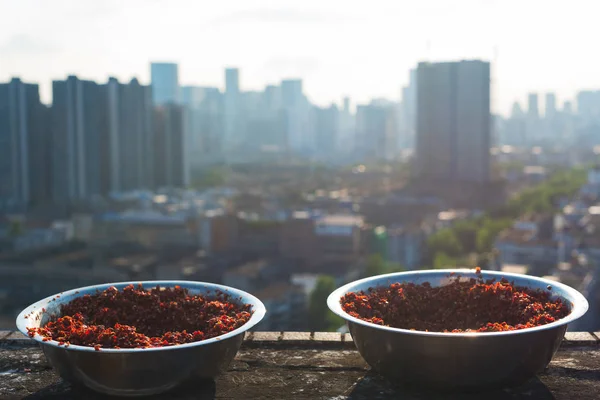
[27,284,252,349]
[341,274,570,332]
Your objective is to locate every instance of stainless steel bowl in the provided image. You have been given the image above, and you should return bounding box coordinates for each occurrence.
[327,269,588,388]
[16,280,266,397]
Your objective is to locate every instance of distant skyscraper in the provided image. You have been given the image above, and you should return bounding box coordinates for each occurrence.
[0,78,47,211]
[281,79,303,107]
[545,93,557,119]
[181,85,224,163]
[563,101,573,115]
[153,105,189,188]
[281,79,308,152]
[511,101,524,118]
[225,68,239,94]
[51,76,108,205]
[577,90,600,121]
[356,103,389,160]
[106,77,154,193]
[527,93,539,119]
[338,97,355,156]
[264,85,282,111]
[181,86,207,108]
[313,104,339,157]
[415,60,491,183]
[150,62,180,105]
[223,68,242,152]
[400,68,417,148]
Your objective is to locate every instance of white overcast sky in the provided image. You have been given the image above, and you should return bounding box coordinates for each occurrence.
[0,0,597,115]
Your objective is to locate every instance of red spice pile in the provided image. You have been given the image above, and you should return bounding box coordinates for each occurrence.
[27,284,252,350]
[340,274,570,332]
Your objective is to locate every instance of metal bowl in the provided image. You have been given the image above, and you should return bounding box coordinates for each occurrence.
[16,280,266,397]
[327,269,589,388]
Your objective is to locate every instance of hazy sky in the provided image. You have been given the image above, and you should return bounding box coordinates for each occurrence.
[1,0,598,115]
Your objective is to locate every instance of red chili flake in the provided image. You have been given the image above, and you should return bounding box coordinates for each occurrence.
[340,274,570,333]
[28,285,252,349]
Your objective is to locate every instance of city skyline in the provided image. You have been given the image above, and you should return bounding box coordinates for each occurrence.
[2,0,599,115]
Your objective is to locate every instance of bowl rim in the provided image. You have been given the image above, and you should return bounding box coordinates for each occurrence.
[16,280,266,353]
[327,268,589,337]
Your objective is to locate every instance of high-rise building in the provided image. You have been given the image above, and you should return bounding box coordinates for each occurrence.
[313,104,339,157]
[400,68,417,148]
[223,68,242,152]
[225,68,239,94]
[577,90,600,121]
[181,86,208,108]
[545,93,557,119]
[106,77,154,193]
[150,62,180,105]
[281,79,303,107]
[0,78,48,211]
[181,85,224,163]
[525,93,541,141]
[51,76,108,206]
[356,101,396,161]
[281,79,309,152]
[528,93,539,119]
[343,97,350,114]
[337,97,355,157]
[29,104,52,208]
[563,101,573,115]
[264,85,282,111]
[241,86,288,153]
[511,101,524,119]
[153,105,189,188]
[415,60,491,183]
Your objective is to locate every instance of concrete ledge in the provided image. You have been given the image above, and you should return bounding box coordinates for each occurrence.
[0,330,29,342]
[3,330,599,347]
[563,331,599,346]
[1,331,600,399]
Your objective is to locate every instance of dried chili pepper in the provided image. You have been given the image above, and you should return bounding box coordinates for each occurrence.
[28,284,252,349]
[341,275,570,333]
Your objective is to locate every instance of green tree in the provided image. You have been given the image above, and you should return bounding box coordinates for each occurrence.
[453,220,479,253]
[308,275,344,331]
[427,229,463,258]
[362,254,404,278]
[364,254,387,278]
[475,228,493,254]
[8,220,23,237]
[191,167,226,189]
[433,252,458,269]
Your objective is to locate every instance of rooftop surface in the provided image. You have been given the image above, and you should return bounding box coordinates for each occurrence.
[1,331,599,399]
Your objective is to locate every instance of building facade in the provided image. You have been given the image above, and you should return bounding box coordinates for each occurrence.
[281,79,309,153]
[150,62,180,105]
[414,60,491,183]
[224,68,242,152]
[0,79,48,211]
[153,104,189,188]
[106,78,154,193]
[51,76,108,206]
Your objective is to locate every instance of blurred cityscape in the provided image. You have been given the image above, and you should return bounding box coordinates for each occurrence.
[1,59,600,332]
